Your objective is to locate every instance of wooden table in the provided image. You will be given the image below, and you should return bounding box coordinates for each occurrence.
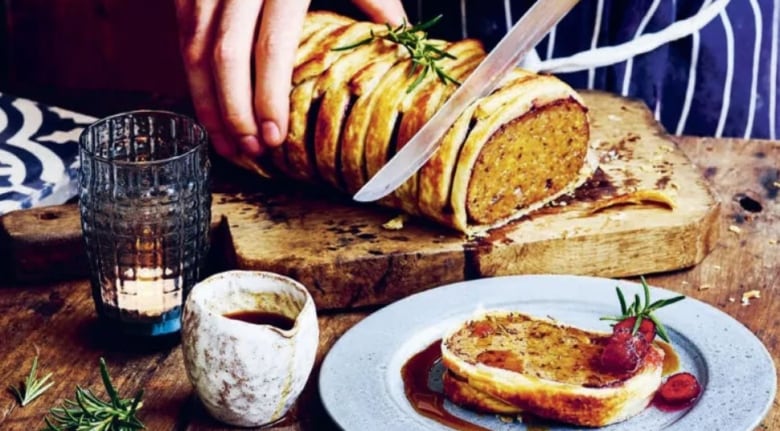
[0,135,777,430]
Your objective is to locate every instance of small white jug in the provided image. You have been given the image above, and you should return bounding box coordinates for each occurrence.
[181,270,319,427]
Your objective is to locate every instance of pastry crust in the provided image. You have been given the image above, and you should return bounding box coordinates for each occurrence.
[237,12,595,234]
[449,77,592,233]
[314,39,396,189]
[340,53,409,193]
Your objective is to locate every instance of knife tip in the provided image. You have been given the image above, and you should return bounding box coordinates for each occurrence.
[353,186,391,202]
[352,190,376,202]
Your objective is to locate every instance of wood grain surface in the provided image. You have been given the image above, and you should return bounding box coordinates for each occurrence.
[0,92,720,312]
[0,134,777,430]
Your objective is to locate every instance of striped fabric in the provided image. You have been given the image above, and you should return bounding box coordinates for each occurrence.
[396,0,779,139]
[307,0,778,139]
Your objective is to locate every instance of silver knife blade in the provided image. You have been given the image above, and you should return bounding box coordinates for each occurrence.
[353,0,579,202]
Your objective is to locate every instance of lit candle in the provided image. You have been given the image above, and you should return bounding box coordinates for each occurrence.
[116,267,181,317]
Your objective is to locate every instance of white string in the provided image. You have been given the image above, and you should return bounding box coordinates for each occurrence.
[676,0,713,135]
[530,0,732,74]
[715,10,735,138]
[621,0,662,95]
[459,0,468,39]
[770,0,779,140]
[503,0,512,32]
[743,0,763,139]
[546,26,557,60]
[587,0,606,89]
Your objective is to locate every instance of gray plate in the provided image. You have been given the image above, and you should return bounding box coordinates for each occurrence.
[319,275,776,430]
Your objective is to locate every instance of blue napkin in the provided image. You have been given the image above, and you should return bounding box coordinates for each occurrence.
[0,93,95,215]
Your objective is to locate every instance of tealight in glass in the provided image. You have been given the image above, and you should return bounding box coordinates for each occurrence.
[78,111,211,337]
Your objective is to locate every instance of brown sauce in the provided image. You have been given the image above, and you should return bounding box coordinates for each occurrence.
[401,340,550,431]
[401,340,490,431]
[222,310,295,330]
[656,341,680,375]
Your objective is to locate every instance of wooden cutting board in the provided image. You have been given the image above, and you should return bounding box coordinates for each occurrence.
[0,91,720,310]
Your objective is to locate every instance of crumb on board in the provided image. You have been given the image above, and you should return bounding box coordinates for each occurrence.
[741,290,761,306]
[770,239,778,245]
[699,284,712,291]
[712,265,722,271]
[601,149,619,162]
[382,214,408,230]
[728,297,736,303]
[728,225,742,234]
[681,281,689,285]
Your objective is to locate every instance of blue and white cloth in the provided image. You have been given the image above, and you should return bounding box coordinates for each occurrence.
[0,93,94,215]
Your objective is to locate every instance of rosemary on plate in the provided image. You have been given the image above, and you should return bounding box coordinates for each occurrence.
[8,354,54,407]
[333,14,460,93]
[42,358,145,431]
[600,276,685,343]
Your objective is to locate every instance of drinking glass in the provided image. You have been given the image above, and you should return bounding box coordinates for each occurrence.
[78,110,211,337]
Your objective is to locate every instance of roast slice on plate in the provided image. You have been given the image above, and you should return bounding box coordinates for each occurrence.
[441,311,664,427]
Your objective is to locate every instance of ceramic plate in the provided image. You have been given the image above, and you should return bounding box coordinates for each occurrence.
[319,275,776,430]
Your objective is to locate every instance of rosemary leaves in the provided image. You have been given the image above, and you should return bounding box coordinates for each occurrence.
[43,358,145,431]
[333,15,460,93]
[8,355,53,407]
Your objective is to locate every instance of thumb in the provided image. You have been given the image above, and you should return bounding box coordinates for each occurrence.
[351,0,407,26]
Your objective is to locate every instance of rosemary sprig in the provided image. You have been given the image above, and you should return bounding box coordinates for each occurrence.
[600,276,685,343]
[332,14,460,93]
[42,358,145,431]
[9,355,54,407]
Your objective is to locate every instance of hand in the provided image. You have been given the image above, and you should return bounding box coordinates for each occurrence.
[174,0,407,159]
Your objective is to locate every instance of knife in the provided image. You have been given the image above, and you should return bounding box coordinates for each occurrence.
[353,0,580,202]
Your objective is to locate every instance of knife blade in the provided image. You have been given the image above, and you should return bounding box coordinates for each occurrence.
[353,0,579,202]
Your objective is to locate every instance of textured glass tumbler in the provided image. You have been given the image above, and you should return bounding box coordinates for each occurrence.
[79,111,211,337]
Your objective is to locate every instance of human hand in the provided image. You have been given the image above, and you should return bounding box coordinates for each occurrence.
[174,0,407,159]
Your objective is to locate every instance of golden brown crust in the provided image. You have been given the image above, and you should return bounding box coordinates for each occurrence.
[417,103,479,225]
[240,12,595,234]
[391,41,485,214]
[449,76,592,233]
[297,14,354,68]
[294,22,379,85]
[441,311,664,427]
[301,11,354,41]
[313,40,396,189]
[441,370,522,415]
[339,54,409,193]
[286,79,318,181]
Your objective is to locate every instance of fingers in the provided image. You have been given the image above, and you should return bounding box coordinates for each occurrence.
[253,0,311,147]
[175,0,234,158]
[177,0,407,160]
[351,0,407,25]
[212,0,265,156]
